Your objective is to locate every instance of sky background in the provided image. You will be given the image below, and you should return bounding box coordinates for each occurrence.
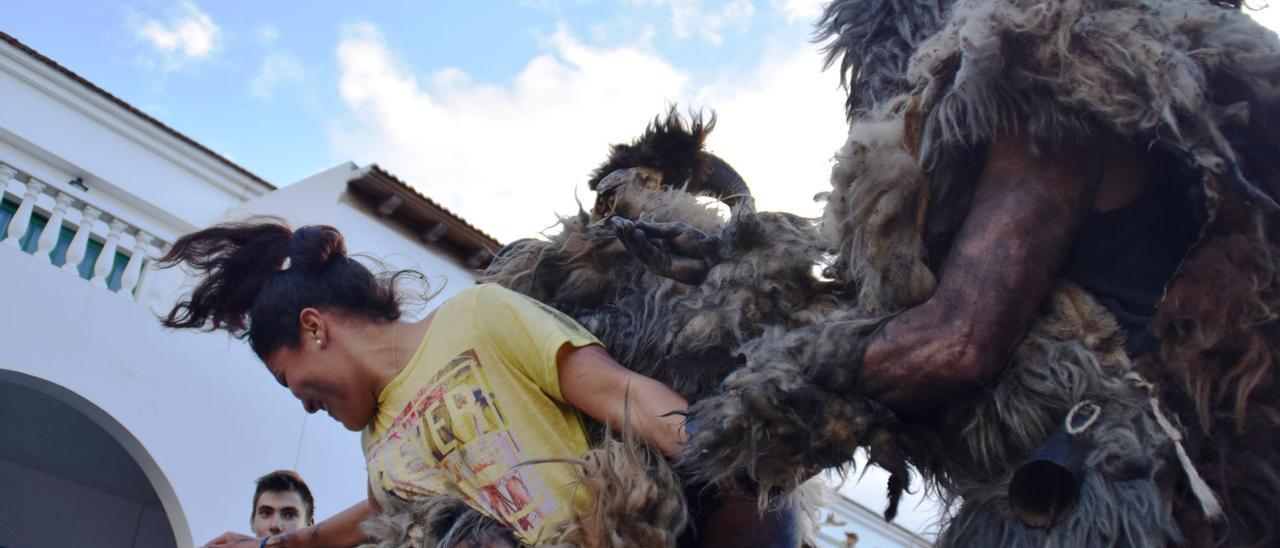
[6,0,1280,539]
[6,0,855,244]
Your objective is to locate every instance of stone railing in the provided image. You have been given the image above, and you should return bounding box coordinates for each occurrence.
[1,162,169,302]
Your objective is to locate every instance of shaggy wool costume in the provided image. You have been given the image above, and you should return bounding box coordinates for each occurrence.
[362,114,831,547]
[364,1,1280,545]
[699,0,1278,545]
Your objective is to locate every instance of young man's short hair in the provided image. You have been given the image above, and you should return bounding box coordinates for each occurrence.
[252,470,315,525]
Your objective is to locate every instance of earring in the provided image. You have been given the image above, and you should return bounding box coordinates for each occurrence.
[315,339,322,346]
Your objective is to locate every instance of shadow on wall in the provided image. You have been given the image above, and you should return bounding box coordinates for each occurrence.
[0,370,188,548]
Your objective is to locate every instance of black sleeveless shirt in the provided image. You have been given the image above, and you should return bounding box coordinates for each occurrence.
[1061,176,1201,356]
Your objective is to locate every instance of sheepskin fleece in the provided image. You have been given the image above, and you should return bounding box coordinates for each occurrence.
[363,2,1280,544]
[814,0,1280,545]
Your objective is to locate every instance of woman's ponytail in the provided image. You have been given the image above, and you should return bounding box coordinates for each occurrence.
[159,218,406,359]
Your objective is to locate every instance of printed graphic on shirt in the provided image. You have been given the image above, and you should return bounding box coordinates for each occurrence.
[365,350,560,535]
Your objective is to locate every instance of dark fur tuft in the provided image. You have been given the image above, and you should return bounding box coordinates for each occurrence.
[588,106,714,192]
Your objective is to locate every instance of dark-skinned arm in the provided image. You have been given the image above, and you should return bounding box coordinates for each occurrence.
[857,131,1105,413]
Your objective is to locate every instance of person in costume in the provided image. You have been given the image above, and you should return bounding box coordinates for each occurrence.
[588,0,1279,545]
[161,221,797,548]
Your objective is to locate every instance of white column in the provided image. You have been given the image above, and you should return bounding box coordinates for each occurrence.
[129,233,161,303]
[62,205,101,275]
[35,192,75,263]
[91,218,126,289]
[3,179,46,249]
[136,240,170,309]
[0,165,16,195]
[118,230,152,299]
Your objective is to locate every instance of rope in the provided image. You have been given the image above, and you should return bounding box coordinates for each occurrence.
[1065,400,1102,434]
[1125,372,1224,519]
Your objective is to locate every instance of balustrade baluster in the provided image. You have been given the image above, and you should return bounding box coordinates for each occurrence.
[62,205,101,275]
[91,218,126,288]
[118,230,151,299]
[0,165,16,195]
[134,240,168,307]
[3,179,46,249]
[35,192,74,263]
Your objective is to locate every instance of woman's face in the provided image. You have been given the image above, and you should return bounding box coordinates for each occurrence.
[265,340,377,431]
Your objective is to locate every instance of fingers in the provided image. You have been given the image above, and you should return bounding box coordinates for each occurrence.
[613,219,672,273]
[633,220,691,240]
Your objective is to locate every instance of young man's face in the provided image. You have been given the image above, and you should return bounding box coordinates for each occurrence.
[250,490,308,537]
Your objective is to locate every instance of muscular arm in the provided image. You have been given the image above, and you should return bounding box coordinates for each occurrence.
[857,132,1105,413]
[557,344,689,456]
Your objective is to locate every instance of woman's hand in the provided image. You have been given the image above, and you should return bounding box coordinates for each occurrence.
[202,531,260,547]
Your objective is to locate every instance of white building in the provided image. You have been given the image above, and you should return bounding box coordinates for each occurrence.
[0,30,923,548]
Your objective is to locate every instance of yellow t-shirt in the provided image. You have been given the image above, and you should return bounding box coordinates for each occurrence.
[362,284,601,544]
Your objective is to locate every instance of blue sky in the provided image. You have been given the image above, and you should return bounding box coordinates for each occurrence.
[12,1,1278,245]
[6,1,852,242]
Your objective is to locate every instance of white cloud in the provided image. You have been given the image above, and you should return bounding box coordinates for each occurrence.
[694,45,847,220]
[631,0,756,45]
[1247,4,1280,35]
[771,0,825,25]
[328,22,848,242]
[133,1,220,71]
[250,52,306,99]
[329,23,690,242]
[259,24,280,44]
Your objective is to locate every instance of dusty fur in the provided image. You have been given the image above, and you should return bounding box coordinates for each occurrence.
[358,496,516,548]
[813,0,1280,545]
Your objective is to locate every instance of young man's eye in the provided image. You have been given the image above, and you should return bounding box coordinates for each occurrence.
[282,510,298,519]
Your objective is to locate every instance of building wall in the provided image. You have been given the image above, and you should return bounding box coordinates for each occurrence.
[0,39,268,244]
[0,461,173,548]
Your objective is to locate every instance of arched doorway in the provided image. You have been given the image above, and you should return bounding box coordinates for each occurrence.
[0,371,190,548]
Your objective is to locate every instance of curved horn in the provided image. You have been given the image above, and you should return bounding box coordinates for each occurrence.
[689,153,755,213]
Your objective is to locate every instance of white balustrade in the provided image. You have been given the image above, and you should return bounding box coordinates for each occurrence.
[61,205,101,274]
[2,161,171,303]
[91,218,127,289]
[117,230,152,299]
[0,165,16,193]
[134,240,170,308]
[35,192,75,262]
[4,179,46,249]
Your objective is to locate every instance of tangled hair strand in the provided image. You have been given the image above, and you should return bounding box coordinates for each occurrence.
[159,218,411,359]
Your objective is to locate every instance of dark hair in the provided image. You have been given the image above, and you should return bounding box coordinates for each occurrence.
[158,219,406,359]
[252,470,315,524]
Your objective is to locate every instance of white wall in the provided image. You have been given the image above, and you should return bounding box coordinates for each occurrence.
[0,39,268,245]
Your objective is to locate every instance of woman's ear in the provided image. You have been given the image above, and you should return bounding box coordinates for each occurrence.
[299,307,326,346]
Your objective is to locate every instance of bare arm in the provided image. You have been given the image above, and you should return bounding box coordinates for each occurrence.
[857,132,1105,412]
[557,343,689,456]
[268,495,376,548]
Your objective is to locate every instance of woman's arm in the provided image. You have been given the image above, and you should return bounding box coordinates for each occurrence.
[206,495,377,548]
[557,343,689,456]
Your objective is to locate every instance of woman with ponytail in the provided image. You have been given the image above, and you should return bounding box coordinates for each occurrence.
[161,220,705,548]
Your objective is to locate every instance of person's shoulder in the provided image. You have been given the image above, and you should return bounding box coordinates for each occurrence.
[470,283,526,306]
